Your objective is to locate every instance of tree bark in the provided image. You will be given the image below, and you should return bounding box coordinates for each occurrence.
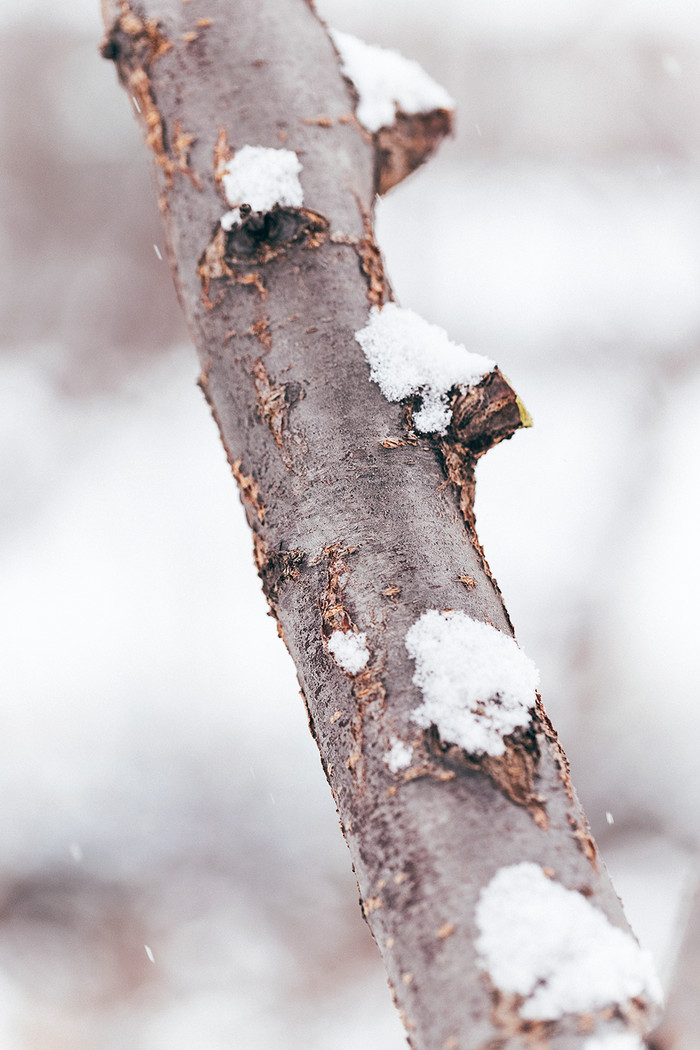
[100,2,661,1046]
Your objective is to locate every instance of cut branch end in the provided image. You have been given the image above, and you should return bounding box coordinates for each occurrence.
[449,367,532,456]
[375,107,454,195]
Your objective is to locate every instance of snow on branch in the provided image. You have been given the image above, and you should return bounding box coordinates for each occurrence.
[475,863,662,1020]
[327,629,370,674]
[384,736,413,773]
[355,303,495,434]
[100,1,663,1044]
[329,28,454,194]
[405,610,539,756]
[583,1035,645,1050]
[330,28,454,133]
[219,145,304,230]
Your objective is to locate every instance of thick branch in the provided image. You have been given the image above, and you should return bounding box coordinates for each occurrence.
[101,2,660,1046]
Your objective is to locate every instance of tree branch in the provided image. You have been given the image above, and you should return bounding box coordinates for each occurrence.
[100,1,661,1045]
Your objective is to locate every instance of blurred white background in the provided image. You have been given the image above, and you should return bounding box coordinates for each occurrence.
[1,0,699,1045]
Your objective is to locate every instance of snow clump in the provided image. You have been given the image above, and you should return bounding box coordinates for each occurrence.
[330,29,454,132]
[328,630,370,675]
[405,610,538,756]
[220,146,303,230]
[354,303,494,434]
[384,737,413,773]
[583,1035,646,1050]
[475,863,663,1020]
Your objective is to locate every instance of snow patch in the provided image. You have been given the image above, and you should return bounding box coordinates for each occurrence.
[384,737,413,773]
[219,146,303,219]
[328,630,370,674]
[354,303,495,434]
[405,610,538,756]
[221,209,241,232]
[330,29,454,133]
[475,863,663,1020]
[583,1035,645,1050]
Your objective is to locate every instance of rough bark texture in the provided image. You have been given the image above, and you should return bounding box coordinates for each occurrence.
[100,2,660,1046]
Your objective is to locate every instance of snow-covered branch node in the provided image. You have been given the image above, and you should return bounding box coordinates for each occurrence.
[329,28,454,194]
[405,610,539,756]
[355,303,495,434]
[330,29,454,133]
[219,145,304,230]
[475,863,662,1020]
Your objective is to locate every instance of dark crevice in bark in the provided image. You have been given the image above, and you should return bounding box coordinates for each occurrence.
[198,208,328,306]
[223,206,329,264]
[254,545,305,610]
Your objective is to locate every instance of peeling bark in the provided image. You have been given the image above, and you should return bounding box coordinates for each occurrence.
[101,2,660,1046]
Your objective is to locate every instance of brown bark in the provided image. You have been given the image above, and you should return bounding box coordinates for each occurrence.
[100,2,660,1046]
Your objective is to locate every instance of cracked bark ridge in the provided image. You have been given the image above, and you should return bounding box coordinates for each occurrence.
[100,1,199,191]
[319,544,387,784]
[101,1,660,1046]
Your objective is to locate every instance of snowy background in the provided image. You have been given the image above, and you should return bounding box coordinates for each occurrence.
[1,0,699,1045]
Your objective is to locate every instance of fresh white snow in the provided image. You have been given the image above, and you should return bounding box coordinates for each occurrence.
[405,610,538,756]
[354,303,495,433]
[219,146,303,228]
[583,1034,645,1050]
[221,210,241,232]
[384,737,413,773]
[475,863,663,1020]
[329,29,454,132]
[328,630,370,674]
